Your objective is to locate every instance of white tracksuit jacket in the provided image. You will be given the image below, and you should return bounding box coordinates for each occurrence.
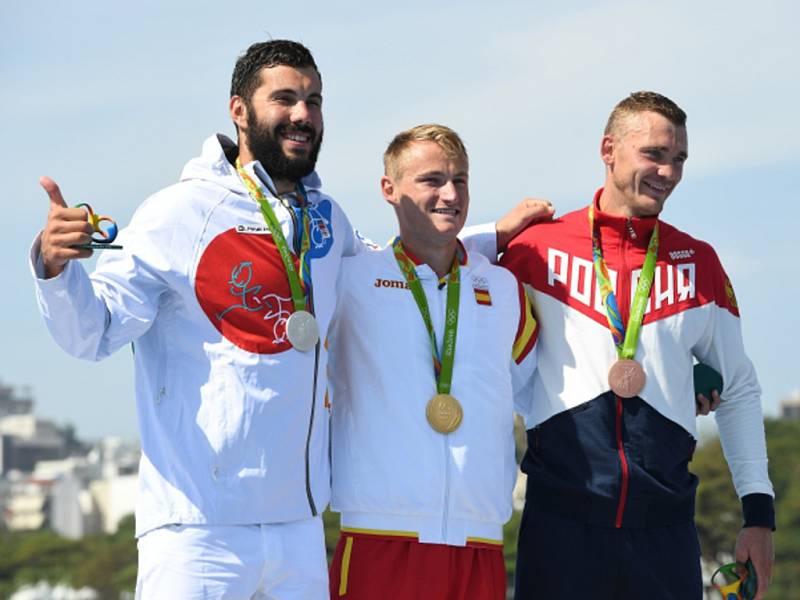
[30,134,498,537]
[328,246,538,546]
[30,134,365,536]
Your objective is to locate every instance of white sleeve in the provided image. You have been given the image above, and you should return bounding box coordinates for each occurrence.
[512,346,538,417]
[338,204,382,257]
[694,259,773,499]
[29,195,182,362]
[510,283,539,417]
[459,223,497,263]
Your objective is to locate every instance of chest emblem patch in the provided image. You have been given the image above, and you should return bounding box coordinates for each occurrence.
[195,229,298,354]
[472,276,492,306]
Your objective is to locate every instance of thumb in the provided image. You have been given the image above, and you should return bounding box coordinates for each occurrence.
[40,176,68,210]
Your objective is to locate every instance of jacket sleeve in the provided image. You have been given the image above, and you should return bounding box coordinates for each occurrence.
[30,192,183,361]
[692,248,774,517]
[511,281,539,417]
[336,201,382,258]
[459,223,498,263]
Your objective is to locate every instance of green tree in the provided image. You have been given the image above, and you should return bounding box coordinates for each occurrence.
[0,515,137,599]
[693,418,800,598]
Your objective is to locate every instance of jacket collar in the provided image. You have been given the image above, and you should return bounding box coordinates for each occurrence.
[591,188,659,245]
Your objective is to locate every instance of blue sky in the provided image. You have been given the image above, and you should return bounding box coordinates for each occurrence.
[2,1,798,439]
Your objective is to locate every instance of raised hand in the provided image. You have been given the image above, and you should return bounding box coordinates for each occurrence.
[39,176,94,278]
[496,198,555,252]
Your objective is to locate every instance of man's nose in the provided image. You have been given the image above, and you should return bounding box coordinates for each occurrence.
[440,181,458,201]
[658,162,678,181]
[290,101,311,123]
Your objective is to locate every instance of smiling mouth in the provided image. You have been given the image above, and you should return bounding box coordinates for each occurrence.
[430,208,460,216]
[282,131,311,144]
[277,123,316,146]
[642,180,669,195]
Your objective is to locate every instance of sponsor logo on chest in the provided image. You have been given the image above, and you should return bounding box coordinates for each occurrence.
[374,278,410,289]
[547,247,696,315]
[236,224,271,235]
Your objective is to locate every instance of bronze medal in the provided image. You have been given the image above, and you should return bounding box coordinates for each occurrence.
[608,359,646,398]
[426,393,463,434]
[285,310,320,352]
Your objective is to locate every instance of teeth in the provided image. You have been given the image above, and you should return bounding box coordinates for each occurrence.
[431,208,459,215]
[644,181,667,192]
[284,132,310,142]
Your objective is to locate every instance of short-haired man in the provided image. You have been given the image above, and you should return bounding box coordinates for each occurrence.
[502,92,774,599]
[327,124,542,600]
[32,41,547,598]
[34,39,348,599]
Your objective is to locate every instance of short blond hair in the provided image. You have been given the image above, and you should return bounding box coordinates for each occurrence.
[605,91,687,137]
[383,124,468,179]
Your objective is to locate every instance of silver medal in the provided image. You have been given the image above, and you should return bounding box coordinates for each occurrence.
[285,310,319,352]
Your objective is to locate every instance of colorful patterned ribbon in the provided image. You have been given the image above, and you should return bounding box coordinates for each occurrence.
[589,204,659,360]
[236,158,312,313]
[392,237,462,395]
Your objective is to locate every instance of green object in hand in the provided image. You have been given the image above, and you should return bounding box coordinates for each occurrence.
[694,363,723,399]
[711,558,757,599]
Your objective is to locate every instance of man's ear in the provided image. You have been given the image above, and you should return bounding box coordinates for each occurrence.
[380,175,397,206]
[230,96,248,131]
[600,134,615,167]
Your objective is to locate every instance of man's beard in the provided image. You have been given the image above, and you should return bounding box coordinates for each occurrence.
[245,109,323,184]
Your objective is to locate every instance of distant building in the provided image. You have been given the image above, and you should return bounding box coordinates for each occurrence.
[0,382,88,476]
[3,478,52,531]
[0,381,139,538]
[0,380,33,418]
[780,390,800,419]
[89,473,138,534]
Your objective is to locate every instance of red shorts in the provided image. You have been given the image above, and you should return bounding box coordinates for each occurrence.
[329,529,506,600]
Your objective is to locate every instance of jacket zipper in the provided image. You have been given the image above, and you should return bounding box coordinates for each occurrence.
[614,394,629,528]
[613,218,635,528]
[304,341,320,515]
[285,194,319,516]
[442,435,450,540]
[433,277,451,541]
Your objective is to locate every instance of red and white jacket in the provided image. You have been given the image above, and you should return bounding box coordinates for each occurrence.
[501,189,773,528]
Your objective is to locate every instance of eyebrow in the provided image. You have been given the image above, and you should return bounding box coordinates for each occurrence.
[269,89,323,101]
[642,145,688,160]
[414,170,469,179]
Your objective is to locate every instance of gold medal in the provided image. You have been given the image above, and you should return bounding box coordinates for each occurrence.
[426,393,463,433]
[608,359,646,398]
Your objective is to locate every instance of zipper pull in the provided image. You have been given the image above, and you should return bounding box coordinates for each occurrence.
[626,218,638,240]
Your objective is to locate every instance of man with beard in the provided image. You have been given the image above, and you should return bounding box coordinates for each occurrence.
[31,40,551,599]
[32,40,341,599]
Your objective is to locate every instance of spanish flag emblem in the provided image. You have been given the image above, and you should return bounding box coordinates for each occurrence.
[474,286,492,306]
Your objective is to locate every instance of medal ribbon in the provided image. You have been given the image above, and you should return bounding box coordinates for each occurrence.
[392,237,462,395]
[290,185,314,304]
[236,158,312,312]
[589,205,659,359]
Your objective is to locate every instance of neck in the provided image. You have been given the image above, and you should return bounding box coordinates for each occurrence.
[272,178,297,196]
[598,185,631,217]
[400,234,458,278]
